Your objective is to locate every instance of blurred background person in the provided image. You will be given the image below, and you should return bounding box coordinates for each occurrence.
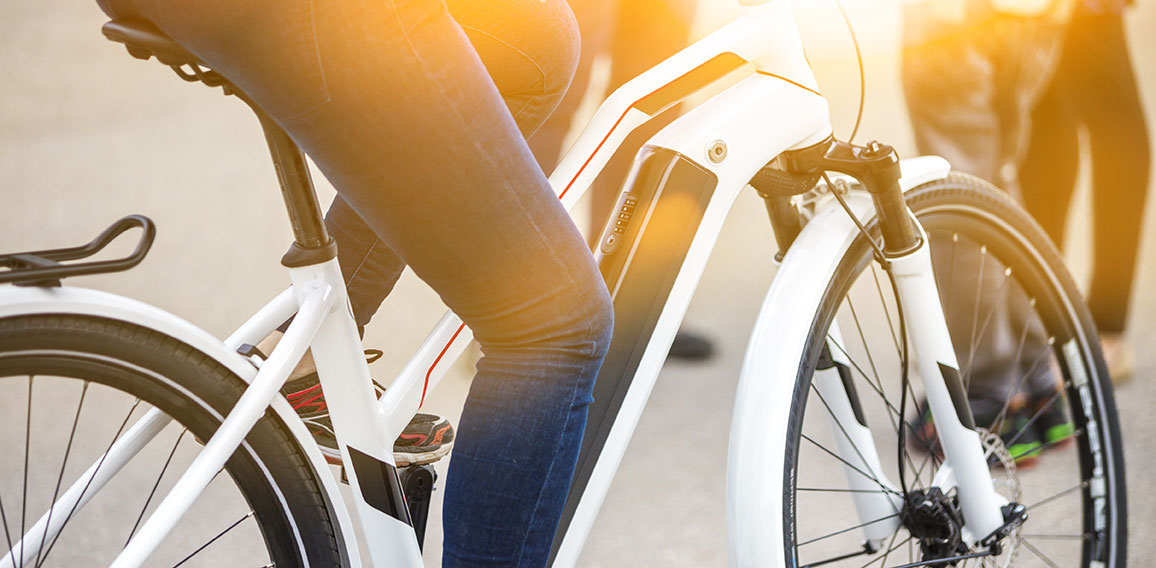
[901,0,1074,460]
[1020,0,1150,383]
[529,0,717,361]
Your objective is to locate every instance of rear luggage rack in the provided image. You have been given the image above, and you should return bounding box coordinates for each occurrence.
[0,215,156,287]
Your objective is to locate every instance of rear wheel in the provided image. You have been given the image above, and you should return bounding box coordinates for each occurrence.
[0,314,342,567]
[785,174,1126,567]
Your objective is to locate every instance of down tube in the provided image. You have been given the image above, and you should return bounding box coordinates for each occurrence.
[549,145,718,561]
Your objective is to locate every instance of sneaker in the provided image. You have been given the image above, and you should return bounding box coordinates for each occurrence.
[281,351,454,466]
[909,397,1042,467]
[1027,390,1075,451]
[393,413,456,467]
[997,409,1043,466]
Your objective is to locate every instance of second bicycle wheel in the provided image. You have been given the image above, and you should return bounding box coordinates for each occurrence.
[0,314,342,567]
[785,173,1126,567]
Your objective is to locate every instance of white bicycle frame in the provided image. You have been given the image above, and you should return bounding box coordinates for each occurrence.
[0,1,1012,566]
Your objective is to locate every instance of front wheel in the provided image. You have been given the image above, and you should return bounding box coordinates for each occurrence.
[785,173,1126,567]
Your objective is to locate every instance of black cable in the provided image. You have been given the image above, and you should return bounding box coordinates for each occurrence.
[887,267,912,502]
[833,0,866,143]
[821,172,910,501]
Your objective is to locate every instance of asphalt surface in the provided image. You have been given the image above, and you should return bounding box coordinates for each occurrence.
[2,1,1154,566]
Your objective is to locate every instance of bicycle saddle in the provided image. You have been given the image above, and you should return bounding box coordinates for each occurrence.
[102,19,201,68]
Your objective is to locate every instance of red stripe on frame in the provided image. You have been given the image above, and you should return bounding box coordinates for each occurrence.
[421,323,466,407]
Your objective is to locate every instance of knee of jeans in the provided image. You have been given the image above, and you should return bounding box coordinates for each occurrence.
[475,271,613,365]
[576,278,614,360]
[531,275,613,363]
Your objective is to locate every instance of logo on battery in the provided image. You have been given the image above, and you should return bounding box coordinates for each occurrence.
[600,193,640,255]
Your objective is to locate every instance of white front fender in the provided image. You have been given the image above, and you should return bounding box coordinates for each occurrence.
[727,156,950,566]
[0,284,361,568]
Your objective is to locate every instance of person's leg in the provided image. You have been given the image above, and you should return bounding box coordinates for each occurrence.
[328,0,596,327]
[1018,50,1081,250]
[527,0,619,173]
[901,4,1003,182]
[129,1,613,565]
[1065,13,1151,334]
[587,0,692,237]
[903,8,1033,406]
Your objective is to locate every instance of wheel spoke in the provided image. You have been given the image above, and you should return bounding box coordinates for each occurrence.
[1019,537,1064,568]
[1002,390,1065,448]
[798,512,901,547]
[0,386,21,567]
[1009,430,1081,460]
[799,487,894,494]
[127,429,189,546]
[34,381,89,568]
[39,398,143,565]
[990,339,1056,435]
[827,339,921,446]
[809,385,900,512]
[1025,481,1087,512]
[869,264,903,360]
[962,266,1014,391]
[939,233,959,323]
[987,307,1041,432]
[962,246,987,388]
[0,492,13,568]
[859,533,911,568]
[827,338,939,476]
[846,299,885,401]
[19,377,33,568]
[801,434,898,496]
[1020,533,1090,540]
[170,510,254,568]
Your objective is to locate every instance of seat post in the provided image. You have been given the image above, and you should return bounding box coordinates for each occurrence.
[252,110,338,267]
[99,19,336,267]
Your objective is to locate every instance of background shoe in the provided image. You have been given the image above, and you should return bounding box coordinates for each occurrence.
[1100,333,1133,385]
[668,329,715,361]
[909,397,1042,466]
[1029,391,1075,451]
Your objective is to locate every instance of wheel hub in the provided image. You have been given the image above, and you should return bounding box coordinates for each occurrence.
[900,428,1026,567]
[902,487,968,566]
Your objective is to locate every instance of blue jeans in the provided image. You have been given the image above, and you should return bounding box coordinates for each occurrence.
[96,0,614,565]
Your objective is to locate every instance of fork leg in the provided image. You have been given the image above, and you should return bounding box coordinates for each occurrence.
[888,238,1006,543]
[817,323,904,549]
[785,135,1009,542]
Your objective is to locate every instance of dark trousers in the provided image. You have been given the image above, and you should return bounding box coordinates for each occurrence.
[529,0,691,236]
[903,6,1059,401]
[1020,12,1151,333]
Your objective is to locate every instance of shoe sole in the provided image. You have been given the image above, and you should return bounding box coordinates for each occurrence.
[316,442,454,468]
[395,441,454,467]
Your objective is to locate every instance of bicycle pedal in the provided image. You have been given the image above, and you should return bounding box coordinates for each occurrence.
[400,464,438,551]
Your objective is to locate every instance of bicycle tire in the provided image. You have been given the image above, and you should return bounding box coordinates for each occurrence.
[0,314,342,567]
[783,173,1126,567]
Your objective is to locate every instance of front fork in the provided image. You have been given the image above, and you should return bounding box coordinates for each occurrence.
[757,137,1008,545]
